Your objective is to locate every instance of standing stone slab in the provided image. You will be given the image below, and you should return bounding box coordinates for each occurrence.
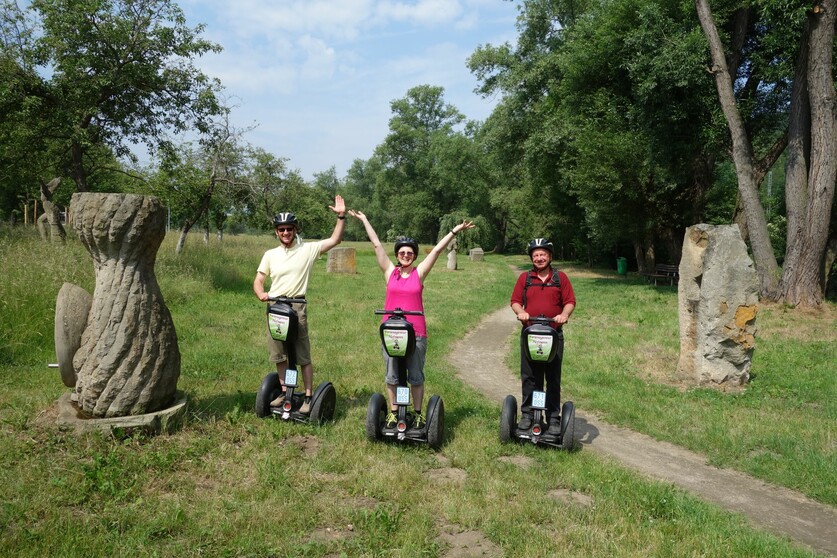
[70,193,180,417]
[326,246,356,274]
[677,224,758,387]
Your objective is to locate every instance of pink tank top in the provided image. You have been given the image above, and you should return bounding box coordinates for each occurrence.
[383,267,427,337]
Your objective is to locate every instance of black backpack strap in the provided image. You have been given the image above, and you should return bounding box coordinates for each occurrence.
[522,267,561,309]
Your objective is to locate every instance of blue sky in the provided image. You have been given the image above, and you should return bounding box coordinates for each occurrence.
[177,0,520,181]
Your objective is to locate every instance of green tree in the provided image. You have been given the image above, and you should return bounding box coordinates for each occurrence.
[696,0,836,306]
[0,0,222,194]
[470,0,728,266]
[239,147,296,229]
[150,111,246,254]
[375,85,469,242]
[342,156,384,240]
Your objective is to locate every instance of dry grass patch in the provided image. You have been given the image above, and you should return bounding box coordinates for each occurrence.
[758,301,837,342]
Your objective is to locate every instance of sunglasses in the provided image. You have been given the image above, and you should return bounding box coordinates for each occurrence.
[276,227,295,233]
[397,251,415,258]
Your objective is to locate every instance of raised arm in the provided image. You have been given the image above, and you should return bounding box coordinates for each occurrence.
[349,210,395,277]
[417,220,476,281]
[319,194,347,254]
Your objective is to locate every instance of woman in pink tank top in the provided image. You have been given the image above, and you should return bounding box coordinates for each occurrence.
[350,210,475,428]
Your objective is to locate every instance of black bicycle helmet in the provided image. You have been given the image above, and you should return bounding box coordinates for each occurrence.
[394,236,419,257]
[273,212,299,229]
[527,238,554,258]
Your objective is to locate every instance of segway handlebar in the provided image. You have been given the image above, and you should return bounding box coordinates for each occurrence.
[375,307,424,317]
[267,296,307,304]
[528,315,556,325]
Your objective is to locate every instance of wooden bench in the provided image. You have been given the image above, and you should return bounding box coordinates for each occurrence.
[642,263,679,286]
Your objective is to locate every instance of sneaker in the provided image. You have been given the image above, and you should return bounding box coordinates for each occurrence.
[385,412,397,429]
[517,413,533,430]
[413,411,426,429]
[298,398,311,414]
[270,392,286,407]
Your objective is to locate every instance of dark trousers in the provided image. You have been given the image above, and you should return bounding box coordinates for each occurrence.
[520,330,564,419]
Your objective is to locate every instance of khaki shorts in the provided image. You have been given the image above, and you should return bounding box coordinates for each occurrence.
[267,302,312,366]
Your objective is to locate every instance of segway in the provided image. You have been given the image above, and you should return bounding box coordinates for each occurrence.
[500,316,575,450]
[254,297,336,424]
[365,308,444,450]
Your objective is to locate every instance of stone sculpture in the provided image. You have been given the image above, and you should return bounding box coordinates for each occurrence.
[37,178,66,243]
[59,193,181,418]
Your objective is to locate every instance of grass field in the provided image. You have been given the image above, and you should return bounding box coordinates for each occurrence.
[0,226,834,557]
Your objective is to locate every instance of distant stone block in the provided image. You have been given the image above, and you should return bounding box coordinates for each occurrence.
[327,247,356,273]
[469,247,484,261]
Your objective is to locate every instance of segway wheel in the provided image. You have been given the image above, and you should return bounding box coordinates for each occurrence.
[426,395,445,450]
[309,381,336,424]
[255,372,281,418]
[561,401,576,451]
[499,395,518,443]
[366,393,386,441]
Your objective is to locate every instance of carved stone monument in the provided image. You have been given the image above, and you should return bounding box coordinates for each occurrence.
[469,247,484,262]
[55,193,183,429]
[446,237,458,270]
[677,224,758,387]
[326,246,356,273]
[37,178,66,243]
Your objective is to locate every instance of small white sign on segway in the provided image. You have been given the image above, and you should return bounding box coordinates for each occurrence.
[268,314,290,341]
[396,386,410,405]
[284,369,298,387]
[532,391,547,409]
[527,334,554,362]
[383,329,409,357]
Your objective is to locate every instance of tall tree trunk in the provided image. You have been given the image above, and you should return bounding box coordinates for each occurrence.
[695,0,780,296]
[492,219,507,254]
[175,176,217,255]
[779,6,837,307]
[70,142,89,192]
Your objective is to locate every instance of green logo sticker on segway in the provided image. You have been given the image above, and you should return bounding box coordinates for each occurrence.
[527,334,554,362]
[383,329,409,357]
[268,313,290,341]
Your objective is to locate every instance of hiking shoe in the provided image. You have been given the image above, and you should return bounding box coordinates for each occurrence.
[385,412,397,429]
[517,414,533,430]
[547,419,561,437]
[298,398,311,414]
[270,392,286,407]
[413,411,426,429]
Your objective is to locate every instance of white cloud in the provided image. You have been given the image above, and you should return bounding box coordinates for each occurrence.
[175,0,518,178]
[297,35,337,80]
[375,0,463,25]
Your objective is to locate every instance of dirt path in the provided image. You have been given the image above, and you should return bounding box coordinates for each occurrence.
[448,306,837,557]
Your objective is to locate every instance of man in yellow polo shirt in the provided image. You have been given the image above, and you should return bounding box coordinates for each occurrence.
[253,195,346,413]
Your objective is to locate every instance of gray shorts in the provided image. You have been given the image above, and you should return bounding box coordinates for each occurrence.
[382,336,427,386]
[267,302,312,366]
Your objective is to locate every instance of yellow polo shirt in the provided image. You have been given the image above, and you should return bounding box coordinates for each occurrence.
[257,239,324,298]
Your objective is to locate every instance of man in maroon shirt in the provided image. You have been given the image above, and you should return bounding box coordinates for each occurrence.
[510,238,576,435]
